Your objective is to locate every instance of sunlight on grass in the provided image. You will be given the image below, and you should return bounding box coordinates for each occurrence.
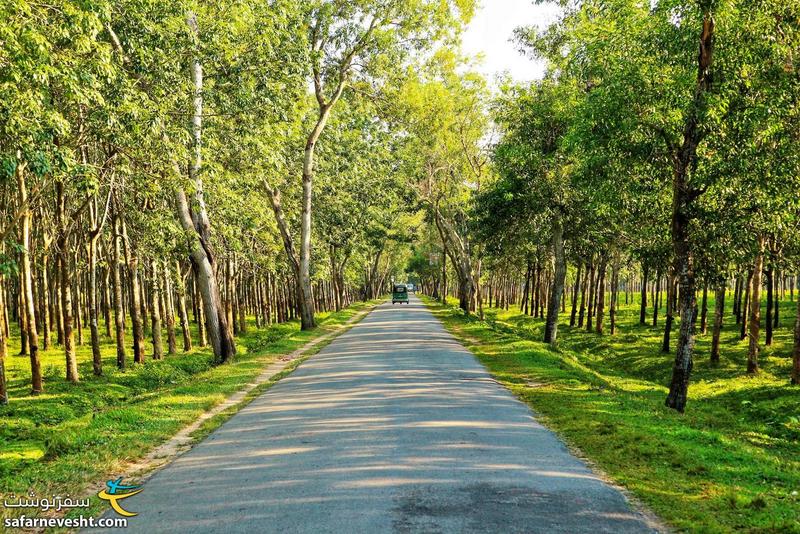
[0,445,45,464]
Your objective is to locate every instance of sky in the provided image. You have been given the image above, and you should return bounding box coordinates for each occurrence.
[461,0,562,87]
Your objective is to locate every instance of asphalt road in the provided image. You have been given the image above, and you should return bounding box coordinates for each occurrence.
[92,295,656,533]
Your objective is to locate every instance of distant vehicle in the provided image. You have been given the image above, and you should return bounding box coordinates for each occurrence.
[392,284,409,304]
[406,283,415,292]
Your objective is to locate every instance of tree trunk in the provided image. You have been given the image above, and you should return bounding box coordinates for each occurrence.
[610,262,619,335]
[130,262,145,363]
[367,249,384,300]
[57,181,79,383]
[74,261,83,347]
[175,191,232,360]
[765,265,773,346]
[741,269,752,340]
[577,262,589,328]
[293,100,343,326]
[639,264,649,325]
[586,263,596,332]
[435,209,475,314]
[773,269,780,328]
[122,220,145,365]
[151,261,163,360]
[103,255,112,338]
[164,260,177,355]
[700,283,708,335]
[225,257,236,336]
[475,257,485,320]
[792,288,800,384]
[39,250,51,350]
[175,13,237,362]
[544,218,565,344]
[570,262,582,327]
[18,274,28,356]
[264,181,316,327]
[0,274,7,404]
[54,265,63,345]
[664,11,714,413]
[175,261,192,352]
[3,275,11,340]
[112,214,126,369]
[88,182,112,375]
[88,234,102,375]
[457,275,474,313]
[595,259,607,335]
[238,273,247,334]
[710,282,725,364]
[264,272,273,325]
[441,243,448,304]
[522,260,531,315]
[748,237,765,374]
[330,246,342,312]
[653,271,661,326]
[662,274,674,353]
[18,162,43,393]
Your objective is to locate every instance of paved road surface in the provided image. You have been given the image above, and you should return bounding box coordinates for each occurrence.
[92,295,656,533]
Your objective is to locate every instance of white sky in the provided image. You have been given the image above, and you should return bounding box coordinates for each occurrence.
[461,0,562,87]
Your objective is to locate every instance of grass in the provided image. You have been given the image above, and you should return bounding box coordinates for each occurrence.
[422,293,800,534]
[0,300,377,525]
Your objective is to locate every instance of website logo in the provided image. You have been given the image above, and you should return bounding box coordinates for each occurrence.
[97,478,143,517]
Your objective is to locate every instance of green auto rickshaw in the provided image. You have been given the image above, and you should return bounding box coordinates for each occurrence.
[392,284,409,304]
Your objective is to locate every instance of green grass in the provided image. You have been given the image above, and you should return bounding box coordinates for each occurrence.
[422,293,800,533]
[0,300,377,524]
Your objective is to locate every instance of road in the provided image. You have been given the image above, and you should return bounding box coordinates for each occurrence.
[92,295,656,533]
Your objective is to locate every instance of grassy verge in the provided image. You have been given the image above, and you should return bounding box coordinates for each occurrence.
[422,295,800,533]
[0,300,378,525]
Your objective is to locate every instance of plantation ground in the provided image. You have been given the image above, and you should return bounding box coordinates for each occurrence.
[423,294,800,533]
[0,301,376,525]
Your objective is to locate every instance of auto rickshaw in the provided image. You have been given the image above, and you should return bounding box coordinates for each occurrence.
[392,284,409,304]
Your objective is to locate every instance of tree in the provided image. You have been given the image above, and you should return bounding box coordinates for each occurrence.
[490,80,576,343]
[395,52,490,314]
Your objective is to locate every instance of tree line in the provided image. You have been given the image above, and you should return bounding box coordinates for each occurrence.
[5,0,797,416]
[0,0,477,403]
[409,0,800,413]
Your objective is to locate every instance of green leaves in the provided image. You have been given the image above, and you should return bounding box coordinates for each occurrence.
[26,150,51,178]
[493,0,800,274]
[0,156,16,182]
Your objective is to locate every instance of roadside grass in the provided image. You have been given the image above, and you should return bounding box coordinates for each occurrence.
[0,300,377,524]
[422,294,800,534]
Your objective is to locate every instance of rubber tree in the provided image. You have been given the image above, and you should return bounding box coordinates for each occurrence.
[174,11,236,363]
[488,79,576,343]
[396,62,489,314]
[16,158,43,392]
[662,9,715,411]
[86,162,114,375]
